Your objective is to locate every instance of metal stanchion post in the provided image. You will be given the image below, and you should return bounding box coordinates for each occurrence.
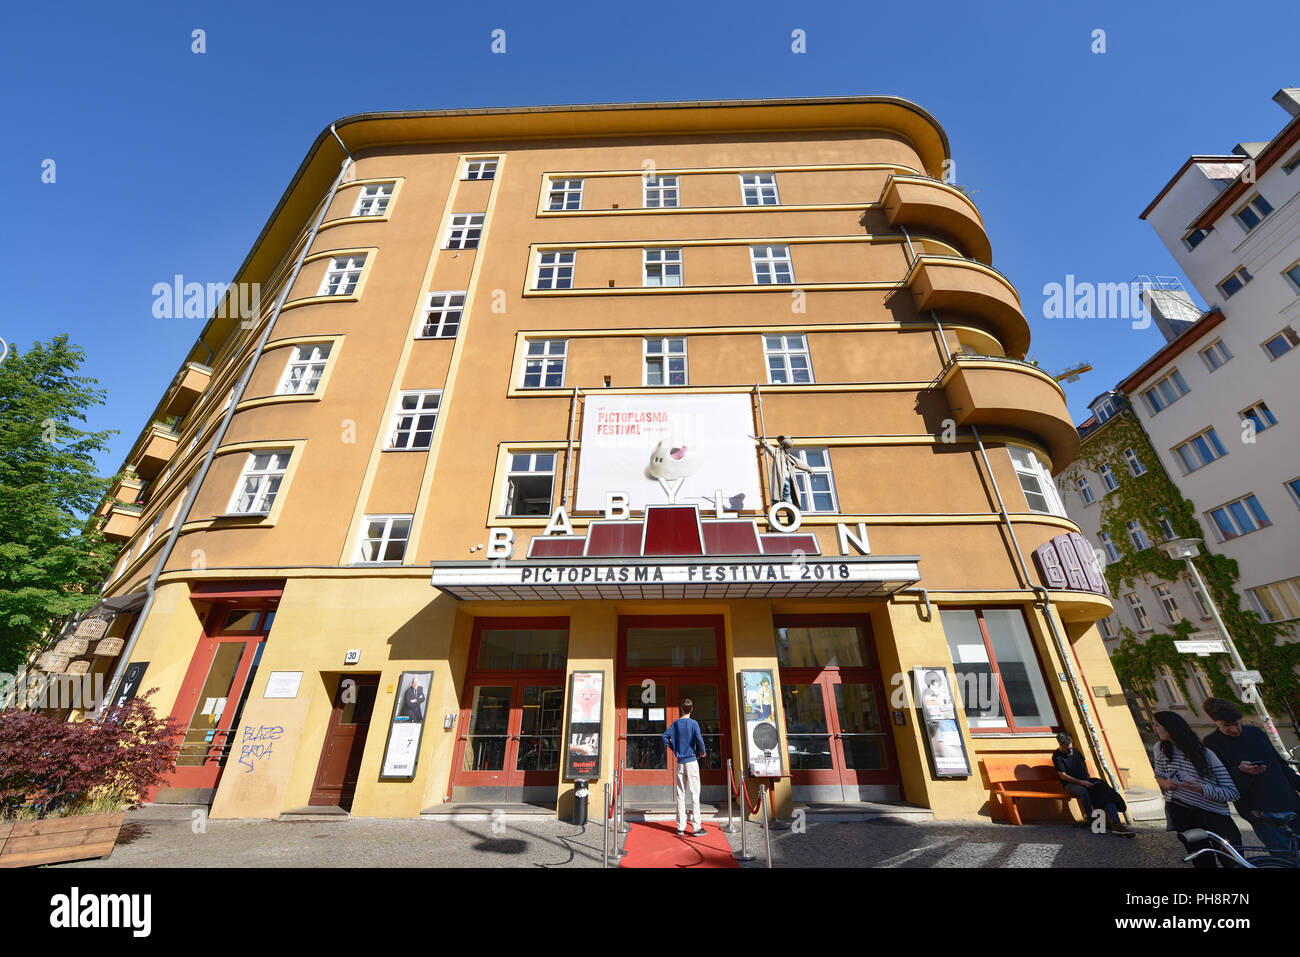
[760,783,773,869]
[603,783,610,869]
[723,759,739,834]
[732,769,755,862]
[612,761,628,860]
[618,758,629,834]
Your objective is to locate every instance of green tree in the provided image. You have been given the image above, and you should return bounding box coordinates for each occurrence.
[0,337,119,675]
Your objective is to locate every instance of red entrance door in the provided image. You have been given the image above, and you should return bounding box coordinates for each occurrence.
[165,606,276,797]
[309,675,379,809]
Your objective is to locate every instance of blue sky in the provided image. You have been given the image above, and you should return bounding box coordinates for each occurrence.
[4,0,1298,476]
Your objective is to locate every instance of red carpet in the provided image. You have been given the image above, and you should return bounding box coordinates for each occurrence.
[618,821,740,868]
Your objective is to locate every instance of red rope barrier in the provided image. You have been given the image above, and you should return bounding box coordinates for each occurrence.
[727,760,762,815]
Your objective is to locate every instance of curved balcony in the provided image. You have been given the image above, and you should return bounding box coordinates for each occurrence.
[135,424,180,479]
[164,362,212,417]
[102,503,142,541]
[907,255,1031,359]
[938,354,1080,472]
[880,175,992,265]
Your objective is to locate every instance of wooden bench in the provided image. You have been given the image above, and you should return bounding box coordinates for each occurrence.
[980,755,1074,826]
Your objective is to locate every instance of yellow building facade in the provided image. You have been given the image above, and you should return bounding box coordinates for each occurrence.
[83,97,1154,823]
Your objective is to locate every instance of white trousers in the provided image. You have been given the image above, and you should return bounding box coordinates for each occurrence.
[674,759,701,831]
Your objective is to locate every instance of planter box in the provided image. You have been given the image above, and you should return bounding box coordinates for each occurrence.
[0,812,125,868]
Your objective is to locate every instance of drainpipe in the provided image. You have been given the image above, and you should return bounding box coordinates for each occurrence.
[98,148,356,718]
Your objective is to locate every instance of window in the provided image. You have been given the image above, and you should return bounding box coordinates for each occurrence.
[1127,593,1152,631]
[503,453,555,516]
[1285,261,1300,293]
[1174,427,1227,473]
[1247,577,1300,622]
[278,343,331,395]
[938,608,1057,732]
[228,450,290,515]
[1217,266,1252,299]
[1285,152,1300,175]
[1092,397,1118,423]
[445,213,484,249]
[352,183,393,217]
[1140,369,1189,414]
[1076,477,1095,505]
[1183,228,1210,250]
[751,245,794,284]
[763,334,812,383]
[1241,400,1277,434]
[644,338,687,386]
[1100,464,1119,491]
[1100,532,1120,563]
[354,515,411,564]
[421,292,464,338]
[1158,667,1184,706]
[521,340,566,388]
[1124,448,1146,476]
[1287,477,1300,508]
[546,178,583,210]
[789,448,838,513]
[740,173,779,205]
[387,391,441,450]
[1155,584,1181,624]
[1232,194,1273,232]
[1199,338,1232,372]
[1157,517,1176,540]
[318,255,365,296]
[1009,446,1066,517]
[643,175,678,208]
[643,248,682,287]
[535,251,575,289]
[1097,616,1115,640]
[1126,520,1150,551]
[463,159,497,180]
[1186,578,1212,618]
[1263,327,1298,359]
[1208,494,1271,541]
[140,513,162,551]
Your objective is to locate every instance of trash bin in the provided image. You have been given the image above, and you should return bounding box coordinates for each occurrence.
[572,779,589,826]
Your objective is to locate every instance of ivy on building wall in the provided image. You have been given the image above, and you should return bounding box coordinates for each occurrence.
[1062,404,1299,726]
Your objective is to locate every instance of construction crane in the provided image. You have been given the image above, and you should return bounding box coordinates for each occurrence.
[1053,361,1092,383]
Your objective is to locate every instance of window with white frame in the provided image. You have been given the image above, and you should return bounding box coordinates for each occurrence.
[644,338,687,386]
[1155,584,1181,623]
[387,391,441,450]
[445,213,484,249]
[1092,397,1118,423]
[521,340,567,388]
[1126,519,1150,551]
[463,159,497,180]
[1124,447,1146,476]
[140,513,162,551]
[535,251,575,289]
[1207,493,1271,541]
[546,178,583,210]
[354,515,412,564]
[1157,517,1176,540]
[643,248,682,287]
[1285,260,1300,294]
[740,173,779,205]
[1174,427,1226,473]
[228,450,290,515]
[278,343,332,395]
[318,255,366,296]
[1076,476,1095,505]
[1009,446,1066,517]
[1199,338,1232,372]
[1217,266,1252,299]
[112,546,131,581]
[1240,400,1277,435]
[1140,369,1189,415]
[1232,193,1273,232]
[170,478,194,527]
[1097,615,1115,639]
[352,183,394,217]
[1247,577,1300,622]
[789,448,838,513]
[1263,327,1298,359]
[1188,667,1212,707]
[1100,532,1120,563]
[643,175,678,208]
[1158,667,1184,705]
[421,292,465,338]
[1285,152,1300,175]
[503,453,555,516]
[1182,228,1210,251]
[751,245,794,284]
[763,334,812,383]
[1127,593,1152,631]
[1185,577,1211,619]
[1100,463,1119,491]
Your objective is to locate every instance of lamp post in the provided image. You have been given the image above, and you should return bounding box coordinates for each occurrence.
[1159,538,1288,755]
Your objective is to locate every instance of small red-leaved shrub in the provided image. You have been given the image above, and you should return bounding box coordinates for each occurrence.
[0,690,181,819]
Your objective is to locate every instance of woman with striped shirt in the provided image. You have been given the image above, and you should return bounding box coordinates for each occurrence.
[1153,710,1241,868]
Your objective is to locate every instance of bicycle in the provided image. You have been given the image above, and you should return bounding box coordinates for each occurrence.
[1180,810,1299,868]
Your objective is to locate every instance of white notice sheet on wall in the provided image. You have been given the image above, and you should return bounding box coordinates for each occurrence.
[264,672,303,698]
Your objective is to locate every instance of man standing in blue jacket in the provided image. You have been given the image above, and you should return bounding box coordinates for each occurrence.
[663,698,707,836]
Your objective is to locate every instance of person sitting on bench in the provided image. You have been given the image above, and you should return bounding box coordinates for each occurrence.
[1052,732,1133,836]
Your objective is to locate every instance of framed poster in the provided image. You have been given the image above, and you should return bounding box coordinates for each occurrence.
[564,670,604,780]
[914,667,971,778]
[380,670,433,779]
[739,670,783,777]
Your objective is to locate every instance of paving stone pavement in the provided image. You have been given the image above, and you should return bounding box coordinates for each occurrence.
[54,812,1196,868]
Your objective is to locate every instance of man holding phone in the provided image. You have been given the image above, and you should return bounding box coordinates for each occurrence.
[1202,698,1300,853]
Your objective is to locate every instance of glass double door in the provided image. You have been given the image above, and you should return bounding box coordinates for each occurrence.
[619,677,728,787]
[781,670,894,799]
[456,679,565,791]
